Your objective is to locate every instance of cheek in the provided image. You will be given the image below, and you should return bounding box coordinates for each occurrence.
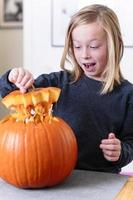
[97,50,108,66]
[99,54,107,62]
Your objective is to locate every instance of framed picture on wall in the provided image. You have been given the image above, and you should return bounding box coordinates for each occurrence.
[0,0,23,28]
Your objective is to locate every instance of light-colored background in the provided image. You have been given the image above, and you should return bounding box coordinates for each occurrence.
[23,0,133,80]
[0,0,133,173]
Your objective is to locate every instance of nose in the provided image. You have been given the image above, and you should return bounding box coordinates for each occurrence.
[81,47,90,59]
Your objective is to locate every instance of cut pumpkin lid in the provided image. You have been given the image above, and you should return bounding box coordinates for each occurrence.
[2,87,61,109]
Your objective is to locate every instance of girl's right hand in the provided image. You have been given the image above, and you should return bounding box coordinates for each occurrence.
[8,68,34,93]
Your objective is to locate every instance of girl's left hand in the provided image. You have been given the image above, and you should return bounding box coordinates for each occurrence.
[99,133,121,162]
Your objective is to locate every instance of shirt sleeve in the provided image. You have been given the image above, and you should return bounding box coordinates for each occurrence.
[34,72,60,88]
[34,71,70,88]
[0,70,18,98]
[0,70,69,98]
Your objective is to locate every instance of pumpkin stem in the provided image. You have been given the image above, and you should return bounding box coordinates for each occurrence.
[27,84,35,92]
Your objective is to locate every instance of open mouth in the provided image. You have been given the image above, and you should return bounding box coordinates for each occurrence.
[83,63,96,68]
[83,63,96,72]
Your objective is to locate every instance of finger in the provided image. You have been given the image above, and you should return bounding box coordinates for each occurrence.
[15,78,34,93]
[108,133,116,139]
[8,68,19,83]
[102,149,120,157]
[19,73,33,87]
[15,82,25,91]
[16,69,26,83]
[103,154,119,162]
[101,138,120,145]
[19,87,27,93]
[101,133,118,145]
[24,78,34,89]
[100,143,121,151]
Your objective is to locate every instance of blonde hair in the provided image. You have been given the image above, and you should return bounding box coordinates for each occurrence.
[60,4,124,94]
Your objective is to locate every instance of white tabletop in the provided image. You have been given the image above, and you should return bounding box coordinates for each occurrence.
[0,169,128,200]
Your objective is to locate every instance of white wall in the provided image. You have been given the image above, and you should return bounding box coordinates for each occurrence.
[0,29,23,74]
[24,0,133,83]
[23,0,133,173]
[23,0,62,77]
[0,28,23,119]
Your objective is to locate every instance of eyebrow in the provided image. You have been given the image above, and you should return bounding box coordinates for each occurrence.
[72,39,101,43]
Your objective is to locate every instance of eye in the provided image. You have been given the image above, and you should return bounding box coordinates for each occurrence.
[74,46,81,49]
[90,46,99,49]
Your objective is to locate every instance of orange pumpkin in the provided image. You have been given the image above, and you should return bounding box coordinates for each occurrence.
[0,87,77,188]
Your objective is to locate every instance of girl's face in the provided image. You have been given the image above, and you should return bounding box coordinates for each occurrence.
[72,22,108,81]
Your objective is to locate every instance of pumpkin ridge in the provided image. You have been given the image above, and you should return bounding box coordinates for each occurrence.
[13,126,21,187]
[42,122,53,186]
[60,119,78,174]
[24,123,31,187]
[53,119,76,179]
[37,122,52,187]
[44,120,63,186]
[49,120,66,180]
[33,123,41,185]
[4,122,21,187]
[0,126,9,179]
[34,123,43,185]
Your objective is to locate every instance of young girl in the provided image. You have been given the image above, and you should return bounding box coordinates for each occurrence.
[0,4,133,173]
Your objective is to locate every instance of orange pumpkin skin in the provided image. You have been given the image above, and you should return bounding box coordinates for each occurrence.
[0,88,78,188]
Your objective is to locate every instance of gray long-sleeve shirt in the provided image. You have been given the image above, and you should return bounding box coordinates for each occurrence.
[1,70,133,173]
